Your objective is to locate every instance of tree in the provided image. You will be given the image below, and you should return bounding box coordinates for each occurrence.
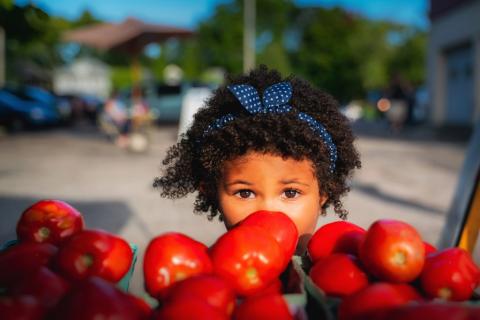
[387,29,426,87]
[292,7,365,102]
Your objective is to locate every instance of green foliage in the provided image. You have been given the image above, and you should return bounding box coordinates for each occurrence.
[293,7,365,101]
[0,0,13,11]
[387,29,426,86]
[195,2,244,74]
[1,1,426,102]
[111,66,134,90]
[257,41,292,76]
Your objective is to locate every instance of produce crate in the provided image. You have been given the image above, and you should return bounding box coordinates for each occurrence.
[291,255,338,319]
[292,254,480,319]
[0,239,138,292]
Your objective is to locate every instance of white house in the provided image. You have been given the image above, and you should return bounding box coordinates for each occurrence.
[53,57,111,98]
[428,0,480,126]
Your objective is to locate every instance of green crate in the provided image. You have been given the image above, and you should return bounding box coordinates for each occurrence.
[291,255,339,319]
[292,255,480,318]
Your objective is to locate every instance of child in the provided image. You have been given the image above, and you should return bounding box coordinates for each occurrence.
[154,66,361,253]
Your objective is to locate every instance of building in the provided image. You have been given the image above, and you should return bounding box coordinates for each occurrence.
[53,57,111,99]
[428,0,480,126]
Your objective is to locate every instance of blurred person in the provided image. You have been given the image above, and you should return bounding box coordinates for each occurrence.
[130,86,150,128]
[103,90,130,148]
[384,74,415,132]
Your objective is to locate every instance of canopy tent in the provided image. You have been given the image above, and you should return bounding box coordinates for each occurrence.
[64,17,193,54]
[63,17,194,92]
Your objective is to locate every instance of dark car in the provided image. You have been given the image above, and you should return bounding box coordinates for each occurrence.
[0,87,61,131]
[22,86,73,123]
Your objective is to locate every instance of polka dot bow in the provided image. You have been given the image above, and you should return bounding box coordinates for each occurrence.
[228,82,293,114]
[203,81,338,173]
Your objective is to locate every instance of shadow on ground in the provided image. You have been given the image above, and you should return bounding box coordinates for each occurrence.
[352,181,444,215]
[352,120,472,143]
[0,195,133,244]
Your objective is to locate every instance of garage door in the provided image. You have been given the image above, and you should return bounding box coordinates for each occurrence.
[446,44,474,125]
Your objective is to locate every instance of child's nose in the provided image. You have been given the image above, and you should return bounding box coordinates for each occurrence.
[257,198,281,213]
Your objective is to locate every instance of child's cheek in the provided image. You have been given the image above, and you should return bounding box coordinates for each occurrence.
[220,206,250,230]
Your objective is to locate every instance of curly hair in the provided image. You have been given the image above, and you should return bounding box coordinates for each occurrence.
[153,65,361,220]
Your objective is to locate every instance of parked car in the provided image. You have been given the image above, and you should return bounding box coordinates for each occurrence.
[0,87,61,131]
[22,85,73,124]
[59,94,103,124]
[118,82,214,123]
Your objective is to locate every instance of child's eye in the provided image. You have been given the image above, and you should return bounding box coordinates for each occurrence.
[235,189,255,199]
[283,189,301,199]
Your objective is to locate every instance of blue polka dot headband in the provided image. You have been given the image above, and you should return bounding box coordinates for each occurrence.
[203,81,338,172]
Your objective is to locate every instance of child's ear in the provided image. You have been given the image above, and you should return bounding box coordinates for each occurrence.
[320,194,328,207]
[198,181,206,194]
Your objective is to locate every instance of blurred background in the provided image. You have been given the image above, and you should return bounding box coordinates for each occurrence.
[0,0,479,296]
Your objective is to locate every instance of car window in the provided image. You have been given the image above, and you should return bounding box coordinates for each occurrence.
[156,85,181,95]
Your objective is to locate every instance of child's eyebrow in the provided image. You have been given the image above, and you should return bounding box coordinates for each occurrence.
[280,179,310,187]
[225,180,253,186]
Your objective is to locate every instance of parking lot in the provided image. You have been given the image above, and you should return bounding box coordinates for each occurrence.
[0,122,469,296]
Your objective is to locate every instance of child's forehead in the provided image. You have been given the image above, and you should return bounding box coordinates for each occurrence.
[221,152,316,176]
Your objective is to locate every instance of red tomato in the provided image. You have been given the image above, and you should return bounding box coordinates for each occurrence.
[420,247,480,301]
[143,232,213,299]
[51,277,146,320]
[126,295,152,319]
[249,278,283,297]
[165,274,236,317]
[359,219,425,282]
[0,295,45,320]
[338,282,422,320]
[233,293,293,320]
[55,229,133,283]
[424,241,437,256]
[153,297,228,320]
[10,267,70,309]
[17,200,84,245]
[385,302,473,320]
[309,254,369,298]
[0,242,57,288]
[308,221,366,262]
[239,210,298,268]
[209,225,285,296]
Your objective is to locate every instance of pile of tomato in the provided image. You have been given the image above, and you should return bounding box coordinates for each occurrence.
[307,220,480,319]
[1,199,480,320]
[0,200,147,320]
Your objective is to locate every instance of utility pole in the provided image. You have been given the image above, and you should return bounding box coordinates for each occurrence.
[243,0,255,73]
[0,27,5,87]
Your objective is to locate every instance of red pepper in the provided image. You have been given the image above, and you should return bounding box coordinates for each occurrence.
[10,266,70,309]
[209,225,284,296]
[0,242,58,288]
[308,221,366,262]
[239,210,298,269]
[359,219,425,283]
[420,247,480,301]
[143,232,213,299]
[17,200,84,245]
[55,229,132,283]
[50,276,148,320]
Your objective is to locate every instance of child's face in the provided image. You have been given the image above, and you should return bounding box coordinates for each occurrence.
[217,152,327,248]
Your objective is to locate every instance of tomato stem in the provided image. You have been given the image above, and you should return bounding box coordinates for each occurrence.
[35,227,50,241]
[392,251,406,265]
[175,272,187,282]
[438,287,452,300]
[82,253,94,268]
[246,267,259,285]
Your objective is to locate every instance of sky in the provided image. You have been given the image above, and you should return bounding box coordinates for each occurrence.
[15,0,429,29]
